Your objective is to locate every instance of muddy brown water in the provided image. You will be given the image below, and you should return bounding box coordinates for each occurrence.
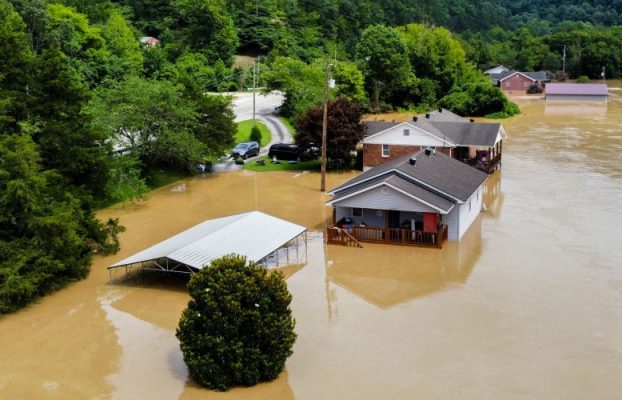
[2,90,622,399]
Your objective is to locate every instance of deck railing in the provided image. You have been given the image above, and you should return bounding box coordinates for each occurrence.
[327,225,448,249]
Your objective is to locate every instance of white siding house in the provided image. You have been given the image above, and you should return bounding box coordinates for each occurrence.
[326,150,488,248]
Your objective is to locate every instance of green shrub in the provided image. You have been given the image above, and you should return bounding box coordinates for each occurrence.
[577,75,590,83]
[249,124,262,143]
[176,255,297,391]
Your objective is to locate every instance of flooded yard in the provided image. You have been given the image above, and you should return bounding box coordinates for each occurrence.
[1,92,622,399]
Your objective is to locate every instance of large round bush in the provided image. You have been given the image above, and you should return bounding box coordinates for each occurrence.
[176,254,296,391]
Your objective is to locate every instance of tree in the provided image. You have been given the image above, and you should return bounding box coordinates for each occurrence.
[29,47,110,196]
[0,0,33,133]
[263,56,325,118]
[170,0,239,63]
[176,255,296,391]
[355,25,413,108]
[88,76,202,171]
[0,134,115,313]
[295,96,364,166]
[101,10,143,79]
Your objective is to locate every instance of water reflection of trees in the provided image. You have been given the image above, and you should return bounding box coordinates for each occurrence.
[324,217,483,311]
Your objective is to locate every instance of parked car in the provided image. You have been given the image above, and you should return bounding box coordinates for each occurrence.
[268,143,299,161]
[231,141,259,159]
[268,143,321,161]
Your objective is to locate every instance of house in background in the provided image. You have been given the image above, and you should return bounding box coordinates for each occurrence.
[139,36,160,46]
[486,68,548,94]
[484,65,509,75]
[326,149,488,248]
[363,108,505,173]
[545,83,608,102]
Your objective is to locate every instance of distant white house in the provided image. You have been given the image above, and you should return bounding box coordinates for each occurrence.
[363,109,506,174]
[326,149,488,248]
[484,65,509,75]
[139,36,160,47]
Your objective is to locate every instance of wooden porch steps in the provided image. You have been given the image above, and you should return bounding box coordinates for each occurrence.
[326,227,363,248]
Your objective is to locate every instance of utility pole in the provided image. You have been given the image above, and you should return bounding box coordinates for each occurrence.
[252,56,260,126]
[252,61,256,125]
[320,56,335,192]
[602,66,606,82]
[562,45,566,78]
[320,60,330,192]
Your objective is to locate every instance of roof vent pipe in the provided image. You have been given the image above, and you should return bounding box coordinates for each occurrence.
[413,116,418,122]
[470,118,475,123]
[438,108,443,113]
[424,148,432,156]
[409,157,417,166]
[425,113,430,119]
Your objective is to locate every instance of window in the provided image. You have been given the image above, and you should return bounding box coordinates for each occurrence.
[506,81,510,87]
[382,144,390,157]
[352,208,363,217]
[403,128,410,136]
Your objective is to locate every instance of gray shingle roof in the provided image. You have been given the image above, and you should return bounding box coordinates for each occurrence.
[492,70,548,82]
[329,173,454,213]
[364,121,400,137]
[363,110,501,147]
[426,121,502,147]
[329,150,488,202]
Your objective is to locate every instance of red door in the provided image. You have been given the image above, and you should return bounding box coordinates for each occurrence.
[423,213,438,232]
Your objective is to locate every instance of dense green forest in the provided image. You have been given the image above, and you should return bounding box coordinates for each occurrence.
[2,0,622,312]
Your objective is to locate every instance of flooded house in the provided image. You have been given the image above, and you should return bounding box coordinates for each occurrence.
[363,108,505,173]
[545,83,609,102]
[484,66,548,94]
[326,149,488,248]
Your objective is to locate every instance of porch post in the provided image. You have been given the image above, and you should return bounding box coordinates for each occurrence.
[384,211,389,243]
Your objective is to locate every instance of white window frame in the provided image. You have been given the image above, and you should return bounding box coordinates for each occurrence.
[381,144,390,158]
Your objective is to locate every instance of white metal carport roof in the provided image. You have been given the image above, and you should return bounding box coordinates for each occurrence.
[108,211,307,271]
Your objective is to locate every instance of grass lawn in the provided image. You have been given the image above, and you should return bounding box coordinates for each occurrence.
[277,116,296,137]
[244,155,320,172]
[235,120,271,147]
[144,168,193,189]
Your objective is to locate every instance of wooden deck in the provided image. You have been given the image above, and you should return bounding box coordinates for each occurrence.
[327,225,448,249]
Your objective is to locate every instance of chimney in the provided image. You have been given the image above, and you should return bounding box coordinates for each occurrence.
[413,116,418,122]
[425,113,430,119]
[469,118,475,123]
[409,157,417,166]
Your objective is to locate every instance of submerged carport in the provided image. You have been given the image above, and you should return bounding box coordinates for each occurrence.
[108,211,308,281]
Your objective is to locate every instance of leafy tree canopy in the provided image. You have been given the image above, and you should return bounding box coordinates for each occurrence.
[176,255,296,391]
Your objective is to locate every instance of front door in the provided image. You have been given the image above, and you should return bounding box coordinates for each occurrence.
[388,211,400,242]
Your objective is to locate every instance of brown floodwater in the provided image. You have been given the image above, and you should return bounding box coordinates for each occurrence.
[2,88,622,399]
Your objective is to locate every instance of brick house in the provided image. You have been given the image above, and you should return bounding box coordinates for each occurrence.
[363,109,505,173]
[487,69,548,95]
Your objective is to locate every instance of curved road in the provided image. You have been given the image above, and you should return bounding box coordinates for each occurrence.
[213,92,292,172]
[231,91,293,146]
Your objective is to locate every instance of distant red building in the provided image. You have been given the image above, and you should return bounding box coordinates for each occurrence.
[498,72,536,94]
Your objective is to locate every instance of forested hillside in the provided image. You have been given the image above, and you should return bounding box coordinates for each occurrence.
[2,0,622,312]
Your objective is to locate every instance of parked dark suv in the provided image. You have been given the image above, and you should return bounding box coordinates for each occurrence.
[268,143,299,161]
[231,141,259,159]
[268,143,321,161]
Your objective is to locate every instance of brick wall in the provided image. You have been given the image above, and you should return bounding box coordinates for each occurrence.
[500,74,533,94]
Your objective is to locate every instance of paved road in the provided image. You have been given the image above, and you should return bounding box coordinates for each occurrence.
[213,91,292,172]
[231,91,293,146]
